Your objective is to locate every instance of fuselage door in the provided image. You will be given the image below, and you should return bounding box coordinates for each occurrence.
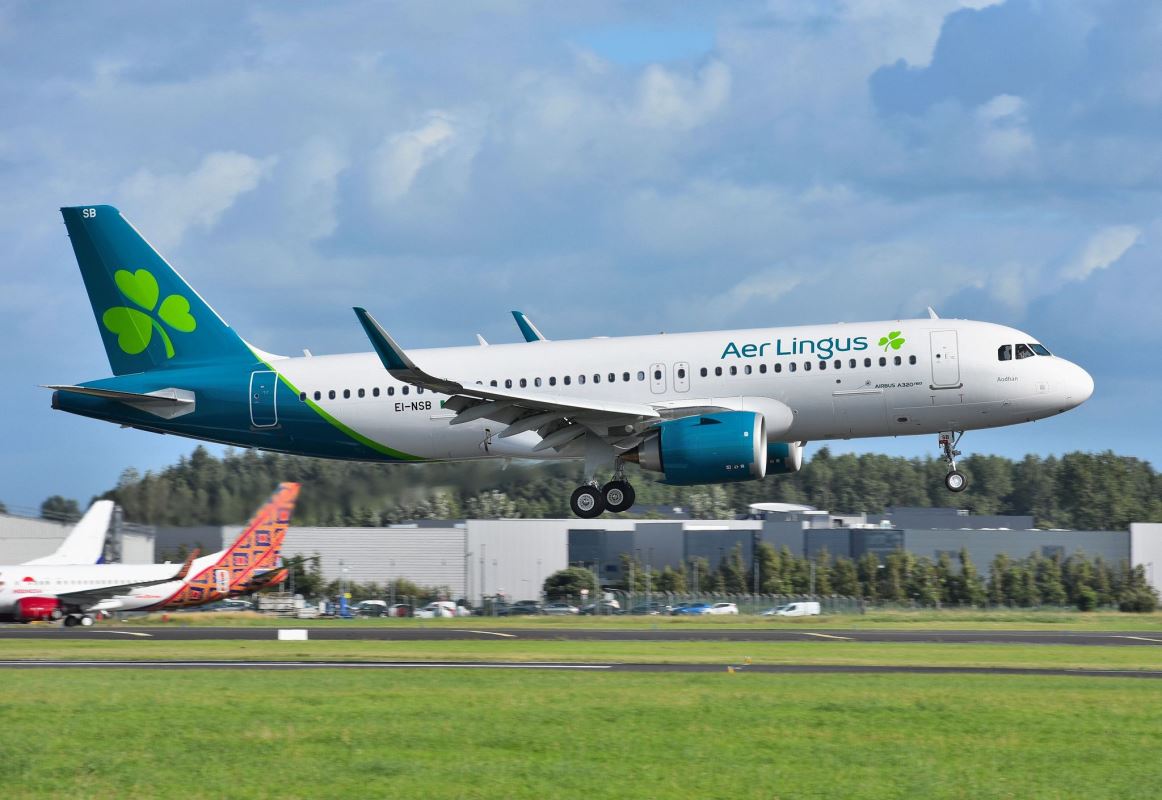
[650,363,667,395]
[249,371,279,427]
[673,362,690,393]
[929,330,961,388]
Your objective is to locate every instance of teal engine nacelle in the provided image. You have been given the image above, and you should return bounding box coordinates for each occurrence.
[629,411,768,486]
[766,441,804,475]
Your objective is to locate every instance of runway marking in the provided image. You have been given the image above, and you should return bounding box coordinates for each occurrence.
[456,630,517,638]
[1110,635,1162,644]
[104,631,153,638]
[0,660,609,670]
[799,632,853,641]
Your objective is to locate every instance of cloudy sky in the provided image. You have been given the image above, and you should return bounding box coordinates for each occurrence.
[2,0,1158,512]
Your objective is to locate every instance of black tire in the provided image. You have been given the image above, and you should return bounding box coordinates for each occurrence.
[602,481,636,513]
[63,616,78,628]
[570,485,605,518]
[945,470,968,492]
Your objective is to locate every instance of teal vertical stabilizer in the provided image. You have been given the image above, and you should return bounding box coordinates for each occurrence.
[61,205,255,375]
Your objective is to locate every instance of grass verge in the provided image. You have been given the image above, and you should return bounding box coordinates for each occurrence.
[1,670,1159,799]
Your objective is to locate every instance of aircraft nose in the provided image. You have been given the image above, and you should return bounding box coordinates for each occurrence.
[1063,361,1094,407]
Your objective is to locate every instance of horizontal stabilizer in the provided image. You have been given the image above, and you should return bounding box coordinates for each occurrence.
[46,385,194,419]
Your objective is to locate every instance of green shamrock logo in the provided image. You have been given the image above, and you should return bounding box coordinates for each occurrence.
[878,330,905,351]
[102,269,196,358]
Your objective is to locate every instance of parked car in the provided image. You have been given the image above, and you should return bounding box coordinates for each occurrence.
[387,603,414,617]
[707,602,739,615]
[579,600,622,615]
[414,601,472,619]
[669,602,696,615]
[761,602,821,617]
[673,603,712,615]
[353,600,389,617]
[542,602,579,615]
[628,602,671,615]
[499,602,544,616]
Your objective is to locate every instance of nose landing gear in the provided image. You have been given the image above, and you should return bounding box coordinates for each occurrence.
[939,431,968,493]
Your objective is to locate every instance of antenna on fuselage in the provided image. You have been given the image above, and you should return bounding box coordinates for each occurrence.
[927,307,940,319]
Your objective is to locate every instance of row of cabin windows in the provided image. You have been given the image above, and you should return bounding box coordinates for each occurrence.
[700,354,917,377]
[297,355,919,402]
[998,343,1051,361]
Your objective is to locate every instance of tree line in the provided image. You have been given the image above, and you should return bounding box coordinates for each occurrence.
[40,445,1157,530]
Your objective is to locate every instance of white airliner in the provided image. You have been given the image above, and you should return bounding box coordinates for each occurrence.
[0,484,298,626]
[22,500,113,565]
[49,206,1093,518]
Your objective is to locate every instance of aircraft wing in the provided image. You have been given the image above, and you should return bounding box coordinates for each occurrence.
[354,307,666,452]
[52,550,199,608]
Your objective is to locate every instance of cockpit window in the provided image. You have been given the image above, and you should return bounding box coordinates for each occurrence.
[998,345,1012,361]
[1015,343,1035,359]
[1030,343,1051,356]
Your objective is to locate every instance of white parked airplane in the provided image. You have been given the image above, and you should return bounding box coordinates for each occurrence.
[49,206,1093,518]
[0,484,298,626]
[23,500,113,565]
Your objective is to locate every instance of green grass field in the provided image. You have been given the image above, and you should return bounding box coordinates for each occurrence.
[1,669,1159,799]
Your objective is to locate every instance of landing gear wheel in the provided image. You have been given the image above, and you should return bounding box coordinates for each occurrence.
[63,616,78,628]
[945,470,968,493]
[602,481,635,513]
[79,615,94,627]
[570,485,605,519]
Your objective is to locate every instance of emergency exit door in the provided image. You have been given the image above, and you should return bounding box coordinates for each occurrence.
[929,330,961,388]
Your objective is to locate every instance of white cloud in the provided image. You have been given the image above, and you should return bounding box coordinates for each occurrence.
[634,60,731,130]
[1060,225,1141,282]
[370,114,457,205]
[118,151,276,250]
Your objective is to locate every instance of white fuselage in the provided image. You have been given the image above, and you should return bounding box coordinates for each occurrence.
[262,318,1093,461]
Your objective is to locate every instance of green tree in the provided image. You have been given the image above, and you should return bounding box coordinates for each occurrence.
[543,567,598,601]
[958,548,987,606]
[40,495,81,523]
[830,558,860,596]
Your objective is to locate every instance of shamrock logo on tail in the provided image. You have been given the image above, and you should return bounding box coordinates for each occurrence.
[102,269,197,358]
[878,330,906,351]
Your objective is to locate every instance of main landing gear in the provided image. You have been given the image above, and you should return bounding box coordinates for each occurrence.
[62,614,95,628]
[570,462,636,518]
[939,431,968,493]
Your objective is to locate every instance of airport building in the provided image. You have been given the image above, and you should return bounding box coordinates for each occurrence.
[3,507,1158,603]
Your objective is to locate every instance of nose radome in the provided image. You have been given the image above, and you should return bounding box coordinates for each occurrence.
[1065,361,1094,406]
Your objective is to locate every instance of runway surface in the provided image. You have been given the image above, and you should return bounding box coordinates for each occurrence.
[2,625,1161,645]
[0,658,1158,678]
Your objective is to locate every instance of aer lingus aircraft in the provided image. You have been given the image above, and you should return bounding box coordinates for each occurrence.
[49,206,1093,518]
[0,483,298,625]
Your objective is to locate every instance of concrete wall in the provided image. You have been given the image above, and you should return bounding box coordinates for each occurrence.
[466,520,570,604]
[902,529,1129,568]
[1130,523,1162,596]
[0,514,73,563]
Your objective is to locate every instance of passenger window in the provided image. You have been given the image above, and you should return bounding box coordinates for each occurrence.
[1015,343,1035,359]
[803,361,811,372]
[789,362,797,373]
[775,363,782,373]
[818,360,827,370]
[549,377,556,386]
[759,364,767,374]
[520,378,527,388]
[678,368,687,379]
[609,373,616,383]
[489,380,497,387]
[833,360,841,370]
[998,345,1012,361]
[622,372,630,382]
[402,386,409,395]
[564,376,572,386]
[328,390,336,400]
[358,388,365,398]
[744,365,752,375]
[373,387,380,397]
[535,377,542,387]
[908,355,916,365]
[729,366,738,376]
[593,374,601,384]
[878,357,886,367]
[864,357,872,368]
[299,392,306,401]
[637,371,645,381]
[505,379,513,388]
[343,389,351,399]
[849,359,856,368]
[654,369,662,380]
[388,387,395,396]
[715,367,723,377]
[579,375,586,385]
[313,391,321,401]
[893,356,901,366]
[417,387,424,394]
[700,367,708,377]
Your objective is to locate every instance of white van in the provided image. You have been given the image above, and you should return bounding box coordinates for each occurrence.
[414,601,472,619]
[762,601,821,617]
